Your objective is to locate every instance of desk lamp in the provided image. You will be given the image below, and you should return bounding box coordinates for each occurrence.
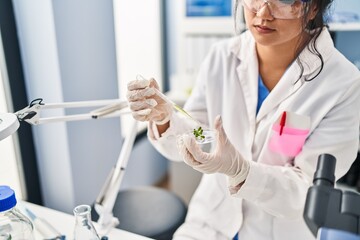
[2,98,137,235]
[0,113,19,141]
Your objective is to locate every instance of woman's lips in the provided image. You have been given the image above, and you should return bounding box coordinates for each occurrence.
[254,25,275,34]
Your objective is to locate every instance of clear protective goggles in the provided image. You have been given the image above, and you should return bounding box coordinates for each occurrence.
[240,0,310,20]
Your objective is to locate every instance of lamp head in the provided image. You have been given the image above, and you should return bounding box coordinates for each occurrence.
[0,113,19,141]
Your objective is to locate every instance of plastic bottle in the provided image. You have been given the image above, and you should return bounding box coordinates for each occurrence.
[73,204,100,240]
[0,185,35,240]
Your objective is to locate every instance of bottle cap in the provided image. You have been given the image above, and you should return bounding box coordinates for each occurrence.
[0,185,17,212]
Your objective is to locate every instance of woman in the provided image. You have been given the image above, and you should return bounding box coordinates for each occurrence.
[127,0,360,239]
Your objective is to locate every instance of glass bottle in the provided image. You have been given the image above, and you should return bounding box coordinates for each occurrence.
[0,185,35,240]
[73,204,100,240]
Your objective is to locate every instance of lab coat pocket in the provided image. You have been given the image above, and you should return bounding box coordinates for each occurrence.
[268,112,310,157]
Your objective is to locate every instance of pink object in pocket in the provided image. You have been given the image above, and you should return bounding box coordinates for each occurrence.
[269,124,309,157]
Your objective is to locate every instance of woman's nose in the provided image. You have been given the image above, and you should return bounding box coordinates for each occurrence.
[256,2,275,20]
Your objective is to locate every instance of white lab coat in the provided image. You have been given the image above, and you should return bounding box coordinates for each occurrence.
[148,28,360,240]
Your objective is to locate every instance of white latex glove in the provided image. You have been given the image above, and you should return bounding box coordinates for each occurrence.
[177,115,250,187]
[127,78,173,125]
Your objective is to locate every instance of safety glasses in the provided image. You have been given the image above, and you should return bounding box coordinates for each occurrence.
[240,0,310,20]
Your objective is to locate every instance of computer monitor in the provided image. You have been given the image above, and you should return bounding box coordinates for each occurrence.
[186,0,232,17]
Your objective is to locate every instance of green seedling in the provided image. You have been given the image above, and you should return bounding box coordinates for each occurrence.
[193,126,205,141]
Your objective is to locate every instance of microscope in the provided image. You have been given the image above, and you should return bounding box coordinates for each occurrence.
[304,154,360,240]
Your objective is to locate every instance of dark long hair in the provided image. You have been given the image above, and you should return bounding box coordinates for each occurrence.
[234,0,334,81]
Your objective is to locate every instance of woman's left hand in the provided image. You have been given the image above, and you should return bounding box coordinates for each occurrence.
[177,115,250,185]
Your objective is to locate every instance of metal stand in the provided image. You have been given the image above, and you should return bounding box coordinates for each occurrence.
[94,120,138,235]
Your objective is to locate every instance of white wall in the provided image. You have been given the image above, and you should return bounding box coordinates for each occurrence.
[51,0,121,209]
[0,33,24,199]
[113,0,164,137]
[112,0,168,189]
[13,0,168,213]
[332,0,360,68]
[13,0,120,213]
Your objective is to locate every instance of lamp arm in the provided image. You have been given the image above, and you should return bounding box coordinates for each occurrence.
[15,98,139,235]
[15,98,130,125]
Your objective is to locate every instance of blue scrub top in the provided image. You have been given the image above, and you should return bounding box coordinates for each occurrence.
[257,75,270,114]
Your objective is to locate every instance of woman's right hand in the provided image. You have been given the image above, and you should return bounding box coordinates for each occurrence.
[126,78,173,125]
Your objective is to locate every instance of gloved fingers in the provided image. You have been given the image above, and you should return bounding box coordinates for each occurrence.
[193,162,219,174]
[148,79,169,105]
[214,115,227,147]
[131,110,151,122]
[152,117,171,125]
[177,135,201,166]
[152,110,169,122]
[133,109,169,123]
[182,134,210,164]
[127,79,150,91]
[153,103,173,125]
[149,78,160,90]
[134,108,152,116]
[126,87,156,102]
[128,99,157,111]
[151,110,171,125]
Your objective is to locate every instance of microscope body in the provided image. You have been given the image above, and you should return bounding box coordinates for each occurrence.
[318,228,360,240]
[303,154,360,240]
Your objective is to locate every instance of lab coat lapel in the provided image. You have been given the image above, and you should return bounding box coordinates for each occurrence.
[235,40,258,131]
[255,65,304,122]
[256,28,334,122]
[231,31,302,126]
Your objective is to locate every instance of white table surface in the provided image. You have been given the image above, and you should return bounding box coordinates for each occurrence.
[21,201,153,240]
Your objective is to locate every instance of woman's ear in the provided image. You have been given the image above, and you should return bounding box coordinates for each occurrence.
[308,4,318,20]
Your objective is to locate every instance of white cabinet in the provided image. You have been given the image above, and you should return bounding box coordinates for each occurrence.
[328,0,360,69]
[170,0,244,100]
[329,23,360,32]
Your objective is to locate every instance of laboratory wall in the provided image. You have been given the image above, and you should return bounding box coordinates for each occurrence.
[12,0,168,214]
[336,31,360,68]
[0,2,27,201]
[332,0,360,68]
[0,40,23,199]
[166,0,360,80]
[52,0,122,210]
[12,0,121,213]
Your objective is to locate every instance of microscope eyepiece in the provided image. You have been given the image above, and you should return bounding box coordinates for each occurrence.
[313,153,336,187]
